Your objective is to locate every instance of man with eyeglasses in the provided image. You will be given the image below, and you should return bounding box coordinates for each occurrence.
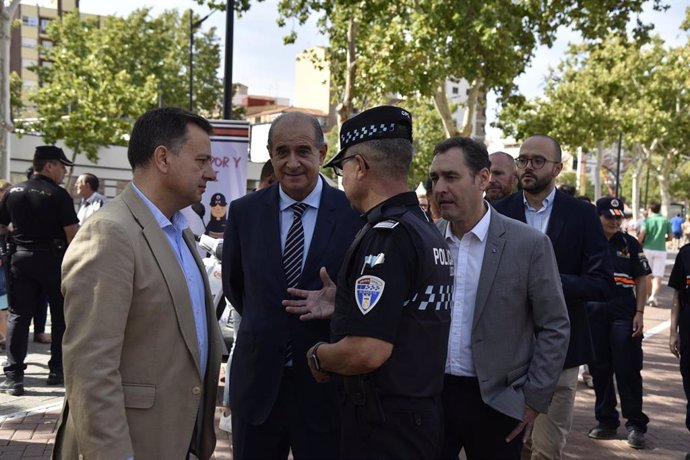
[290,106,453,459]
[585,197,650,449]
[493,134,614,459]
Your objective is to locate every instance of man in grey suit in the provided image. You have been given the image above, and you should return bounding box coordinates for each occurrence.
[429,136,570,459]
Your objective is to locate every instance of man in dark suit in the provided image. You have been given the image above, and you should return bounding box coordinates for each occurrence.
[493,134,614,459]
[222,111,362,459]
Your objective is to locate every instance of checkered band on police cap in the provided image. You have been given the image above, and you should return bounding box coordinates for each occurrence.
[596,196,626,217]
[324,105,413,168]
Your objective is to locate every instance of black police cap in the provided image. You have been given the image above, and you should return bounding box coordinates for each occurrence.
[324,105,413,168]
[34,145,74,166]
[209,192,227,206]
[596,196,626,217]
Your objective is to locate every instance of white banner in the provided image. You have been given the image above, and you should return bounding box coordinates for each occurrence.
[182,120,250,239]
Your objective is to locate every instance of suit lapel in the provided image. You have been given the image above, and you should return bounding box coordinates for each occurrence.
[511,193,527,223]
[302,182,337,283]
[473,212,506,328]
[263,185,287,287]
[546,191,565,245]
[121,185,202,376]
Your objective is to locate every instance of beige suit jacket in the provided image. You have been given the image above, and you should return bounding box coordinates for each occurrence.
[53,184,224,460]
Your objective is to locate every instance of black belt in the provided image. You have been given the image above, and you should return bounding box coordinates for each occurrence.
[15,240,66,252]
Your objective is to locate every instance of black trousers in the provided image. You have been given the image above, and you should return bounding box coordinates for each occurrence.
[231,368,339,460]
[4,250,65,379]
[340,393,442,460]
[679,303,690,432]
[439,375,523,460]
[587,301,648,431]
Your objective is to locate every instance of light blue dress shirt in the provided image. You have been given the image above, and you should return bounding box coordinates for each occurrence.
[279,176,323,270]
[132,183,208,377]
[523,187,556,234]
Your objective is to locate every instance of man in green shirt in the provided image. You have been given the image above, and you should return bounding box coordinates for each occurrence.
[638,201,671,307]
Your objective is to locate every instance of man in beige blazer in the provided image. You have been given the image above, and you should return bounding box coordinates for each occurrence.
[53,107,224,459]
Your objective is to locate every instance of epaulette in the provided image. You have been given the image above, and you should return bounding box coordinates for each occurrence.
[373,219,399,230]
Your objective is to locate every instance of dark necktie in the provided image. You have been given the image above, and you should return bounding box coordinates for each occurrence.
[283,202,308,288]
[283,202,308,365]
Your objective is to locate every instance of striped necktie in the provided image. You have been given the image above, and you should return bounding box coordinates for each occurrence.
[283,202,308,365]
[283,202,308,288]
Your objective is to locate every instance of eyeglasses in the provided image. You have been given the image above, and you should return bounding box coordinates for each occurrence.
[515,156,560,170]
[331,154,368,177]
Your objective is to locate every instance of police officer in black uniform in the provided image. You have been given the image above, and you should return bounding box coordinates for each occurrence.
[0,146,79,396]
[669,233,690,434]
[301,106,453,459]
[205,192,228,237]
[586,197,651,449]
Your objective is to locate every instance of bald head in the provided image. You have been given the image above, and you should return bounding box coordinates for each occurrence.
[267,112,325,150]
[486,151,517,201]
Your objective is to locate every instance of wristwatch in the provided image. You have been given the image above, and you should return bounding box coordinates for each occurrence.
[310,342,326,371]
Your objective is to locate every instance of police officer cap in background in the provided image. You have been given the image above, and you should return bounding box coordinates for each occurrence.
[596,196,626,217]
[209,192,227,207]
[324,105,413,169]
[34,145,74,167]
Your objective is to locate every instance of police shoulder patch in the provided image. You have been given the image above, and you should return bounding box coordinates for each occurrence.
[355,275,385,315]
[373,219,399,229]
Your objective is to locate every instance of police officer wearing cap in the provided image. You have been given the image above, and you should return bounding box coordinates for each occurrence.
[291,106,453,459]
[205,192,227,237]
[0,145,79,396]
[586,197,650,449]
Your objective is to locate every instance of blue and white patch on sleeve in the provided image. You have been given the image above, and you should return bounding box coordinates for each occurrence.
[355,275,385,315]
[362,253,385,273]
[373,219,399,229]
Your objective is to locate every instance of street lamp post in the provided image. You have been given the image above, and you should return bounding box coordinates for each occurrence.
[189,9,215,112]
[223,0,235,119]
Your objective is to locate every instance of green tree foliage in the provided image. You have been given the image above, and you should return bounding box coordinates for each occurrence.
[273,0,665,139]
[24,8,224,178]
[400,96,447,189]
[497,17,689,218]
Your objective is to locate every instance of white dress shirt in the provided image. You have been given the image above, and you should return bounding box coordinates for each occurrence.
[523,187,556,234]
[278,176,323,270]
[444,205,491,376]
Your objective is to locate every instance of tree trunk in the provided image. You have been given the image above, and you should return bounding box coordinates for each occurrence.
[576,147,587,195]
[432,83,459,138]
[459,80,481,138]
[64,144,79,191]
[594,142,603,200]
[0,0,20,180]
[656,148,675,218]
[629,144,645,222]
[335,16,357,129]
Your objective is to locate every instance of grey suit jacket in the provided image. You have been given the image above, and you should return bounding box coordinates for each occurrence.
[438,208,569,420]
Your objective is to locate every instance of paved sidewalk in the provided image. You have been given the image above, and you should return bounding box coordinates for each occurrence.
[2,251,690,459]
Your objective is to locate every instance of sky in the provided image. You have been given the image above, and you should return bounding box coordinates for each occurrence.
[26,0,690,125]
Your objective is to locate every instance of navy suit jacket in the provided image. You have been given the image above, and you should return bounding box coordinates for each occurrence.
[493,189,614,368]
[222,179,362,429]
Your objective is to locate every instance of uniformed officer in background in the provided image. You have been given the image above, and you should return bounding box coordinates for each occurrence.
[586,197,650,449]
[0,145,79,396]
[287,106,453,459]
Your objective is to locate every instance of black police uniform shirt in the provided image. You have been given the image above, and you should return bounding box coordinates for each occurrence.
[205,215,227,236]
[669,244,690,312]
[331,192,453,398]
[0,175,79,245]
[608,232,652,306]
